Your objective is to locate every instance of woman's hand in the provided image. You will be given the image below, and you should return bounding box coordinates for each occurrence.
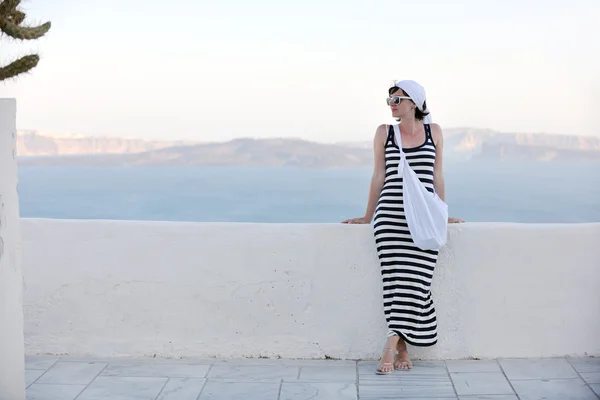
[448,217,464,223]
[342,216,371,224]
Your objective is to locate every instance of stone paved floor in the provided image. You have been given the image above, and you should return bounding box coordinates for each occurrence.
[24,355,600,400]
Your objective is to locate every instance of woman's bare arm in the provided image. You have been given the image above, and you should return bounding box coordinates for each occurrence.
[363,125,388,221]
[430,123,445,201]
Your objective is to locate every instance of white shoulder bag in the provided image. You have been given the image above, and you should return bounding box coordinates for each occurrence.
[392,124,448,250]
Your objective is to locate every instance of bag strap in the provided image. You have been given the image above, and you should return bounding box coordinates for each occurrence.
[392,124,406,176]
[394,123,441,198]
[392,124,404,156]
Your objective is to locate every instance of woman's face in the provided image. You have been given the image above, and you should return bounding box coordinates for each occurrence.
[388,89,414,119]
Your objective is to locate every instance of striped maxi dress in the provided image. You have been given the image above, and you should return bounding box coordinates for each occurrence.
[373,124,439,346]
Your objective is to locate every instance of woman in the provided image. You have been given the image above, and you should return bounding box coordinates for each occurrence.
[342,80,463,374]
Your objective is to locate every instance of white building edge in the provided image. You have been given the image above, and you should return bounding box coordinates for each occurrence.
[1,99,26,399]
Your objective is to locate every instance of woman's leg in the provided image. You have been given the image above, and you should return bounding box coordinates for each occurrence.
[394,336,413,370]
[376,334,400,373]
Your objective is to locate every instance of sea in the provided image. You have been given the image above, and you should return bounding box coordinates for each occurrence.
[17,161,600,224]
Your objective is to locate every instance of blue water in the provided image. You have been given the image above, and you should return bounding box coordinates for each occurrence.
[17,162,600,223]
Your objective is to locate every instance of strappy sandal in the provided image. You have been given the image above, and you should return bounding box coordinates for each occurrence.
[394,350,413,370]
[375,348,396,375]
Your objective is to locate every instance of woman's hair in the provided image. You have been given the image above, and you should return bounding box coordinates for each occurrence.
[388,86,430,121]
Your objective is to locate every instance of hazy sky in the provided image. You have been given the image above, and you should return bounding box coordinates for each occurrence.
[2,0,599,142]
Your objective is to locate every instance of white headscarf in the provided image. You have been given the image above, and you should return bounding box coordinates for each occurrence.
[394,80,432,124]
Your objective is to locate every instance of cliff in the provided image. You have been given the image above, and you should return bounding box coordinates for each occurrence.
[443,128,600,161]
[16,129,600,167]
[18,137,373,168]
[16,130,195,156]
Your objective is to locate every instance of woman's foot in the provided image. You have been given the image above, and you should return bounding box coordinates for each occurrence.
[394,349,413,370]
[375,335,400,374]
[394,339,413,370]
[375,348,396,374]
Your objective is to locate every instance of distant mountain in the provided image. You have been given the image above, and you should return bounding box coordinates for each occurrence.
[16,129,600,167]
[18,138,373,168]
[441,128,600,161]
[474,142,600,162]
[16,130,196,156]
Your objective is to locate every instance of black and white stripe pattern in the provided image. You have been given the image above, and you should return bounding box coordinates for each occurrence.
[373,124,439,347]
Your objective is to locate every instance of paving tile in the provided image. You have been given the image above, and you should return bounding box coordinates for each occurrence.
[207,365,299,381]
[360,372,452,385]
[450,372,514,396]
[359,373,456,399]
[101,361,210,378]
[361,398,457,400]
[358,360,447,376]
[568,357,600,373]
[19,355,600,400]
[411,360,450,375]
[58,356,124,363]
[446,360,502,373]
[358,385,456,400]
[26,384,86,400]
[25,369,46,387]
[280,382,357,400]
[357,361,380,374]
[77,376,168,400]
[198,380,280,400]
[580,372,600,384]
[359,371,410,383]
[36,361,107,385]
[511,378,597,400]
[157,378,206,400]
[498,358,579,380]
[213,358,284,366]
[297,366,356,382]
[25,356,59,370]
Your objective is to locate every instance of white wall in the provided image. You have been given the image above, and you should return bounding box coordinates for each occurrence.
[21,219,600,361]
[0,99,26,400]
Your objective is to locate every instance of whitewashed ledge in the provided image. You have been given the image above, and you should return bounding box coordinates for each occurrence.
[21,218,600,361]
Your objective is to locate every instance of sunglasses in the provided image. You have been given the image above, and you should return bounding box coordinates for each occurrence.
[386,96,412,106]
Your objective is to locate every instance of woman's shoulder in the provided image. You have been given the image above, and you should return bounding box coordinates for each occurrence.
[428,123,442,134]
[377,123,390,133]
[372,124,389,147]
[374,123,390,138]
[428,123,444,146]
